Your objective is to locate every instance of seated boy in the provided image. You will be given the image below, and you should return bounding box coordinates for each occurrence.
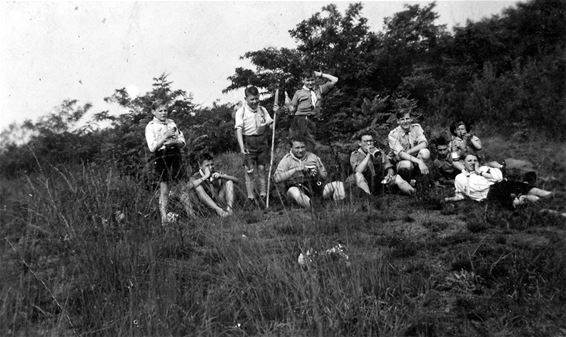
[347,132,414,195]
[273,137,345,208]
[189,153,239,217]
[387,109,430,190]
[432,136,458,185]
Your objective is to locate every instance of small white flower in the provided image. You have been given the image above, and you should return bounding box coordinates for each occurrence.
[167,212,179,223]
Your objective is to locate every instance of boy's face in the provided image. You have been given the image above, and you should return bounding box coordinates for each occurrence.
[359,135,375,153]
[302,76,316,90]
[463,154,478,171]
[397,112,412,131]
[152,105,168,121]
[199,159,215,173]
[245,94,260,109]
[436,144,449,158]
[291,141,306,159]
[454,124,467,138]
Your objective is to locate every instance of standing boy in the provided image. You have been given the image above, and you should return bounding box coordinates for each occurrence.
[234,86,273,205]
[288,70,338,149]
[145,100,193,225]
[387,110,430,190]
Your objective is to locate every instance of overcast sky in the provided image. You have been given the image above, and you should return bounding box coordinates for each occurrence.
[0,1,518,132]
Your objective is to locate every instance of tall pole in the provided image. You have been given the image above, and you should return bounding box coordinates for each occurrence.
[265,88,279,209]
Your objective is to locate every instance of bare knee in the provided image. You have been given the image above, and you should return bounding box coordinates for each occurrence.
[418,148,430,161]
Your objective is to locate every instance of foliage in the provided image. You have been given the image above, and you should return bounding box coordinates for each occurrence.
[224,0,566,142]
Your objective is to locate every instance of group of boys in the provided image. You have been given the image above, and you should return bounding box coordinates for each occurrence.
[145,71,553,224]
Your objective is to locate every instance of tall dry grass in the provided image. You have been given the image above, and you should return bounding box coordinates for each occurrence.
[1,145,565,336]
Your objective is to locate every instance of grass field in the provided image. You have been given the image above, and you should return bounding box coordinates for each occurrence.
[1,134,565,337]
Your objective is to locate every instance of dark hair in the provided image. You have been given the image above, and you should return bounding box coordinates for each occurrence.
[395,110,412,119]
[450,120,471,136]
[244,86,259,97]
[462,152,478,161]
[434,136,449,147]
[301,70,316,79]
[288,135,308,146]
[197,153,214,165]
[358,132,374,141]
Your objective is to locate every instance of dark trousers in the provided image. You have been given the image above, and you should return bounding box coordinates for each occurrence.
[289,115,317,149]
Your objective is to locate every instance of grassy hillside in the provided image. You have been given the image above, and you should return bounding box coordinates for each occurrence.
[1,134,565,337]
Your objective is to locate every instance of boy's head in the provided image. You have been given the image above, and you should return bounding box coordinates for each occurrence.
[244,86,260,109]
[450,120,470,137]
[151,100,168,121]
[197,153,215,172]
[463,153,478,171]
[301,70,317,90]
[358,133,375,153]
[289,137,307,159]
[396,111,413,131]
[434,137,450,158]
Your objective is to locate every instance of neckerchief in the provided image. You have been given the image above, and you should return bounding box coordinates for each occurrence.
[303,85,317,107]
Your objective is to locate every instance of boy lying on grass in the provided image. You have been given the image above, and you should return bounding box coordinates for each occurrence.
[444,153,553,209]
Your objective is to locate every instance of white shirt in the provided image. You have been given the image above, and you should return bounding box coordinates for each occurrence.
[234,103,273,136]
[145,117,186,152]
[453,166,503,201]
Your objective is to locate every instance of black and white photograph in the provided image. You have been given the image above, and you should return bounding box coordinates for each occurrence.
[1,1,565,336]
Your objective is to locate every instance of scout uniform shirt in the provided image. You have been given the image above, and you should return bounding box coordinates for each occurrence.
[234,103,273,136]
[387,123,428,161]
[290,82,334,116]
[145,117,186,152]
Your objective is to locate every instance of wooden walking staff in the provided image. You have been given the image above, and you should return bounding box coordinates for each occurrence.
[265,88,279,209]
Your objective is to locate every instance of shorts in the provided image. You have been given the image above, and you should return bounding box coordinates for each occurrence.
[487,180,535,209]
[345,170,385,196]
[153,146,185,182]
[395,161,421,181]
[244,134,269,167]
[287,178,325,198]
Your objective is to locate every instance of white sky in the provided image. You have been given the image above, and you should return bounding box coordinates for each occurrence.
[0,1,518,132]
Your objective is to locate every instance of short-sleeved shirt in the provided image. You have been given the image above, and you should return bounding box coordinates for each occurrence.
[388,124,427,159]
[291,82,334,116]
[234,104,273,136]
[350,148,392,176]
[275,151,327,186]
[145,117,186,152]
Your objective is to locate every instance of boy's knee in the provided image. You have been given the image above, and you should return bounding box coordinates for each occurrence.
[418,148,430,161]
